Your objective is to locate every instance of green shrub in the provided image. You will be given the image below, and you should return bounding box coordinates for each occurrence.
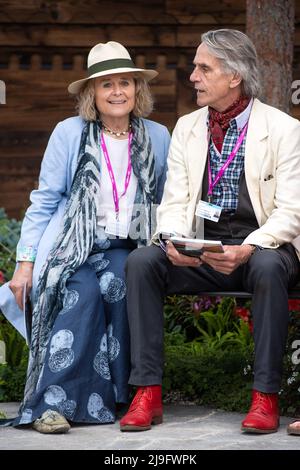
[164,294,224,340]
[164,295,253,350]
[0,314,27,368]
[0,314,28,402]
[0,359,28,402]
[163,332,254,412]
[280,311,300,416]
[163,296,300,415]
[0,208,21,282]
[163,295,255,412]
[0,208,27,402]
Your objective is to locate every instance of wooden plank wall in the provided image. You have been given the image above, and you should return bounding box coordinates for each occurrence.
[0,0,299,219]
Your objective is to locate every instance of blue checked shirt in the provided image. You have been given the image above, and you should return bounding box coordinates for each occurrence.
[208,99,253,211]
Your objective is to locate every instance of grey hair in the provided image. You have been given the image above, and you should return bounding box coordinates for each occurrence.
[201,29,261,98]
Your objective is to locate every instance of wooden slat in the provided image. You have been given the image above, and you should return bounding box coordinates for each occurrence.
[0,0,252,25]
[1,24,300,48]
[0,0,176,24]
[0,176,37,192]
[0,57,177,125]
[173,27,300,53]
[0,191,30,210]
[292,105,300,120]
[0,0,299,24]
[0,209,21,220]
[0,157,40,175]
[0,25,176,47]
[166,0,246,24]
[176,68,198,118]
[0,130,51,144]
[0,146,45,159]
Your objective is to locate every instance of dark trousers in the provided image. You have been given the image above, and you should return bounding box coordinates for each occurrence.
[125,244,299,393]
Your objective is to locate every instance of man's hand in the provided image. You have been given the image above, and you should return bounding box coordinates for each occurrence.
[166,241,203,267]
[200,244,255,275]
[9,261,34,310]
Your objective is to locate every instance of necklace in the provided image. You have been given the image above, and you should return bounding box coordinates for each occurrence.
[102,123,131,137]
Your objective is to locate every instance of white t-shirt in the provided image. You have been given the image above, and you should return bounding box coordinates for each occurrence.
[97,134,138,229]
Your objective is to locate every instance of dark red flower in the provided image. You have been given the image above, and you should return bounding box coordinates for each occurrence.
[235,306,250,321]
[0,271,5,284]
[288,299,300,312]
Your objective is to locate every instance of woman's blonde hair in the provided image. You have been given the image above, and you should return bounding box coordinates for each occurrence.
[76,73,154,121]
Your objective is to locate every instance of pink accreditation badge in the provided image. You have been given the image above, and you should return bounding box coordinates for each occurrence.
[100,131,133,237]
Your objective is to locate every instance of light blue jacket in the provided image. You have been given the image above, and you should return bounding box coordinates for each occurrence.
[0,116,170,339]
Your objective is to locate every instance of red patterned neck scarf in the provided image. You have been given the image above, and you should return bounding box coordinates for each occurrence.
[208,96,251,153]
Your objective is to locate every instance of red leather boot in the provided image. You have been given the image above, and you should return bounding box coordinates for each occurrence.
[120,385,163,431]
[241,389,279,433]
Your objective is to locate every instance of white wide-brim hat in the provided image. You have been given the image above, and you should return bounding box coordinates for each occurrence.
[68,41,158,94]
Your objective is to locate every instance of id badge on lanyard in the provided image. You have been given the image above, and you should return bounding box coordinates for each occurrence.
[196,121,249,223]
[101,131,132,237]
[105,211,131,238]
[196,200,222,222]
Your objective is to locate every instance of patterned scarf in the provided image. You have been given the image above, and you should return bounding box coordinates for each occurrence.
[208,96,250,153]
[22,117,156,407]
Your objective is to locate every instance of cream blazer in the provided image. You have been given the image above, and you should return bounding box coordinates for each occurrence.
[155,99,300,258]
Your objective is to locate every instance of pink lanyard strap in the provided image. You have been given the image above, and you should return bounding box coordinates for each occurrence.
[100,131,132,219]
[207,122,248,202]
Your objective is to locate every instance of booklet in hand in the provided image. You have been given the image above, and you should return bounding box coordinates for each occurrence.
[170,236,224,257]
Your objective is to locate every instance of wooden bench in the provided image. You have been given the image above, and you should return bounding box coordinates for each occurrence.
[199,281,300,299]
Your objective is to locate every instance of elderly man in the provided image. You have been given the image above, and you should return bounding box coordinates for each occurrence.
[120,29,300,434]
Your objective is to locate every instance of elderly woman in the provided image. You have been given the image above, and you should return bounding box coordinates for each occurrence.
[0,41,170,433]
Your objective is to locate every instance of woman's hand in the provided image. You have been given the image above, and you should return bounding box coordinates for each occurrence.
[166,241,203,267]
[9,262,34,310]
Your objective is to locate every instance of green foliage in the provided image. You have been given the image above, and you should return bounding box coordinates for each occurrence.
[0,358,28,402]
[163,332,254,412]
[163,295,300,415]
[164,294,245,352]
[195,297,236,336]
[164,295,254,352]
[192,297,253,352]
[163,294,255,413]
[280,312,300,415]
[164,295,199,337]
[0,313,28,401]
[0,314,27,368]
[0,207,21,281]
[0,209,27,402]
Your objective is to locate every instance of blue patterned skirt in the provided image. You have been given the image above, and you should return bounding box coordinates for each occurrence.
[14,237,137,426]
